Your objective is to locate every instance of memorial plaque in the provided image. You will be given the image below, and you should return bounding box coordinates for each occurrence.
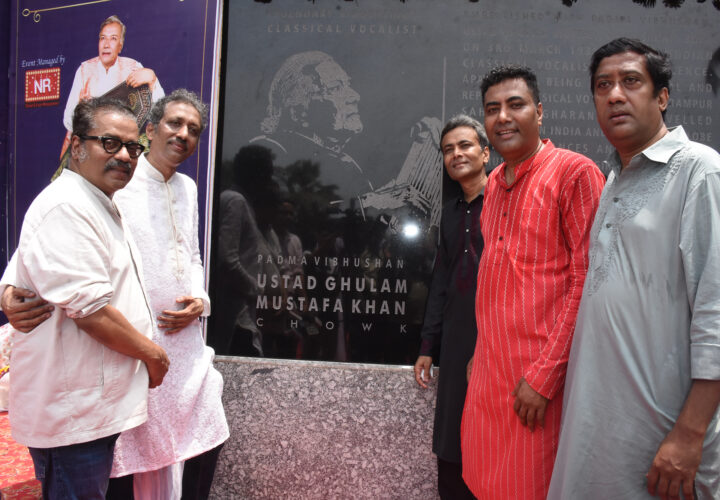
[209,0,719,363]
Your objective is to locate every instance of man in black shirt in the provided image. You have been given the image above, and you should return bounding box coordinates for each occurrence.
[414,115,490,499]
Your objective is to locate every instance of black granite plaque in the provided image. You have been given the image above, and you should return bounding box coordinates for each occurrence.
[209,0,719,363]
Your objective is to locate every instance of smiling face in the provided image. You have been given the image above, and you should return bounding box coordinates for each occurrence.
[147,101,202,173]
[98,22,123,70]
[441,126,490,184]
[483,78,543,168]
[592,51,668,159]
[71,110,139,197]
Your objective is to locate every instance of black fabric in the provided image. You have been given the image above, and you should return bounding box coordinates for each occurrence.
[419,194,484,462]
[437,456,476,500]
[181,442,225,500]
[106,473,134,500]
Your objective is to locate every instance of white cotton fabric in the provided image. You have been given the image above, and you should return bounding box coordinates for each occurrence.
[111,155,228,477]
[5,169,153,448]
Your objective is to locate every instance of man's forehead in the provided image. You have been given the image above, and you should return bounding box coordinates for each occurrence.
[595,51,648,76]
[485,78,532,101]
[93,110,139,137]
[163,101,202,126]
[100,23,122,36]
[441,126,478,147]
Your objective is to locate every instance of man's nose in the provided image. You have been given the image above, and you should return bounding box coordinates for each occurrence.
[176,124,189,140]
[497,106,511,122]
[607,82,626,103]
[115,144,132,162]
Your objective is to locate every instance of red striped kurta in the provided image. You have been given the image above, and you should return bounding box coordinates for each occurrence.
[461,140,604,499]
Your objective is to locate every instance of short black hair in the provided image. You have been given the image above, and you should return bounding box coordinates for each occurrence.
[72,97,136,138]
[440,115,489,149]
[589,38,672,97]
[480,65,541,105]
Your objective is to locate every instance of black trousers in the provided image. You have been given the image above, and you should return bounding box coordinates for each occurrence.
[106,442,225,500]
[437,457,476,500]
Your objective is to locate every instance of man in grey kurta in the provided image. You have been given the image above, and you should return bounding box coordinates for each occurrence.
[549,38,720,500]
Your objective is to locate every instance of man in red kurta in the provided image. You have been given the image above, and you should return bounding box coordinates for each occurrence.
[460,65,605,500]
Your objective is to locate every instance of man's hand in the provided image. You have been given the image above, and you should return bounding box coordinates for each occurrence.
[646,422,703,500]
[512,377,548,431]
[466,355,474,382]
[126,68,156,88]
[158,296,204,334]
[413,355,433,389]
[145,345,171,389]
[1,286,53,333]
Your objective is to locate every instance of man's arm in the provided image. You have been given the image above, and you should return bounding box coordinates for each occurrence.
[1,286,53,333]
[73,304,169,388]
[647,380,720,500]
[158,296,204,334]
[514,162,605,430]
[413,219,450,389]
[649,166,720,497]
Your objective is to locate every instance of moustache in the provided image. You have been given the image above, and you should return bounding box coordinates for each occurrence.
[104,158,132,174]
[170,138,187,149]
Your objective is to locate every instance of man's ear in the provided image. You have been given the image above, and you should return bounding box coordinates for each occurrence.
[536,101,543,127]
[70,134,83,160]
[657,87,669,113]
[146,121,155,142]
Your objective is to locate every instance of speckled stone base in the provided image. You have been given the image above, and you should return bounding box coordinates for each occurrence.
[209,357,439,499]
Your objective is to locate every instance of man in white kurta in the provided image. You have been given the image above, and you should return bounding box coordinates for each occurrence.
[549,39,720,500]
[110,91,229,499]
[110,145,228,494]
[60,15,164,158]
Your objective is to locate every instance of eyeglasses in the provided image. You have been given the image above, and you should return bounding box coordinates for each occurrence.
[77,135,145,159]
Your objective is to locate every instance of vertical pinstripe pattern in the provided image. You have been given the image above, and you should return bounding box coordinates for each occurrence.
[461,141,604,500]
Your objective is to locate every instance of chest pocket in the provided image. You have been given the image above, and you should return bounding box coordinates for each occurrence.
[512,207,561,265]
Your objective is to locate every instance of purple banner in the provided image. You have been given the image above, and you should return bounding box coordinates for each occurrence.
[7,0,219,259]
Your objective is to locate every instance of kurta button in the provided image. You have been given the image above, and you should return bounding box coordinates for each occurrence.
[499,236,503,241]
[503,212,507,216]
[466,229,470,233]
[613,197,620,203]
[464,249,468,253]
[606,223,611,228]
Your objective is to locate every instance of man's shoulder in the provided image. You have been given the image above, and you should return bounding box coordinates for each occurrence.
[22,175,98,230]
[549,144,598,166]
[679,139,720,171]
[116,56,142,68]
[545,144,603,181]
[172,171,198,191]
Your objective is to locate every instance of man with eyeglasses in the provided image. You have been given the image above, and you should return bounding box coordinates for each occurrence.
[0,96,170,499]
[3,90,229,499]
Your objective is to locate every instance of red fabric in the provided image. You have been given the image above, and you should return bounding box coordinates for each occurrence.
[0,412,41,499]
[461,141,604,499]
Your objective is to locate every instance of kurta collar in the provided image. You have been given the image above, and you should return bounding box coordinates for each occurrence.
[605,126,688,175]
[137,153,171,183]
[496,138,554,189]
[93,56,119,75]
